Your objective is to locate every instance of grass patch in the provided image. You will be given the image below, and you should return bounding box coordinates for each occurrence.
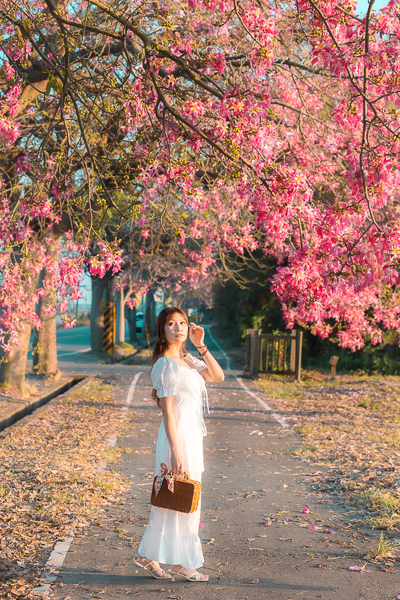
[367,515,400,531]
[355,490,400,512]
[353,490,400,530]
[387,429,400,447]
[369,533,397,559]
[358,399,380,409]
[299,424,314,435]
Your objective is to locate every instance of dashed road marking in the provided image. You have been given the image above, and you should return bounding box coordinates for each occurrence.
[206,326,289,430]
[32,372,143,596]
[236,377,289,429]
[123,371,143,410]
[32,533,75,596]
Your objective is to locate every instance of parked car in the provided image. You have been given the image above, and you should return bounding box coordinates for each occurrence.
[136,312,144,334]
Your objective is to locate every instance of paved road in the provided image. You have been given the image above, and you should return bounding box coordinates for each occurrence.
[28,326,93,362]
[28,325,134,362]
[47,338,397,600]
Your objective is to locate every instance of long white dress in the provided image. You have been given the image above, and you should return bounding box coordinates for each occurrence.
[138,354,209,568]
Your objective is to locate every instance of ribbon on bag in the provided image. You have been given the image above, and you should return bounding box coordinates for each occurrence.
[153,463,175,497]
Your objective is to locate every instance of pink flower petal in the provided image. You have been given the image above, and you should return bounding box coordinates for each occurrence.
[199,523,203,529]
[308,525,319,530]
[349,565,372,573]
[302,507,310,514]
[325,530,336,534]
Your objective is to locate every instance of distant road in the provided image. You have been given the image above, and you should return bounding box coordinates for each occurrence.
[28,325,92,362]
[55,326,92,358]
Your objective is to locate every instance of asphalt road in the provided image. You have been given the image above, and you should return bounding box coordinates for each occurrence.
[46,338,398,600]
[27,324,138,363]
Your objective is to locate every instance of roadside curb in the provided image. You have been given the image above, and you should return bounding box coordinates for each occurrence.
[0,374,95,433]
[116,339,154,365]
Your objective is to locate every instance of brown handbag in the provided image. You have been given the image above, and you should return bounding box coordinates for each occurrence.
[150,464,201,514]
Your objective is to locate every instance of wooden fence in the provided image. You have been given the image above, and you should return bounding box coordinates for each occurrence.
[245,329,303,381]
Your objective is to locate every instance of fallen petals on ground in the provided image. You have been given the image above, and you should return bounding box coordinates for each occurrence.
[255,374,400,530]
[349,565,373,573]
[0,378,131,598]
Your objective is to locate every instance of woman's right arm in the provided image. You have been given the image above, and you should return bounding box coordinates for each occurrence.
[160,396,184,475]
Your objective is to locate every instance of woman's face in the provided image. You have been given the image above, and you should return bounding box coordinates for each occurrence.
[164,312,188,345]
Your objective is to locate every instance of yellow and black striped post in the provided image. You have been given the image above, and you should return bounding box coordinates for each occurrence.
[103,302,115,355]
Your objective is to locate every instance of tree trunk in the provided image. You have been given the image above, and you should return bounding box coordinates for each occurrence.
[90,276,110,352]
[117,290,125,344]
[126,305,138,344]
[32,236,62,377]
[0,325,35,396]
[0,269,41,395]
[150,292,157,337]
[145,292,152,346]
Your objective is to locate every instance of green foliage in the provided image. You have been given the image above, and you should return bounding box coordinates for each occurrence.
[212,260,400,376]
[303,342,400,375]
[212,260,285,344]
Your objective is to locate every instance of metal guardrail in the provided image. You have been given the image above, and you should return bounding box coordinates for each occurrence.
[245,329,303,381]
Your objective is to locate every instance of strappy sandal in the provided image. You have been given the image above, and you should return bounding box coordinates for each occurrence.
[134,559,172,580]
[168,567,209,582]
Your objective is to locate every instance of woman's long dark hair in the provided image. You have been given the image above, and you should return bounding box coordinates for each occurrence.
[151,307,189,406]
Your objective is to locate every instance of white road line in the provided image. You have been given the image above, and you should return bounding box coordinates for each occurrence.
[107,435,118,447]
[57,347,91,357]
[32,373,143,597]
[123,372,143,410]
[206,326,289,430]
[236,377,289,429]
[205,326,231,371]
[32,533,74,596]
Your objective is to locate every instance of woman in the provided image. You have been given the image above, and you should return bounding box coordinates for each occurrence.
[135,306,224,582]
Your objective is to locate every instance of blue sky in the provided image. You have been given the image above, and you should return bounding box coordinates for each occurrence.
[357,0,390,14]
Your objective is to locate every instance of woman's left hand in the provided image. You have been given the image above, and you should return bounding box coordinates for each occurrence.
[189,322,205,348]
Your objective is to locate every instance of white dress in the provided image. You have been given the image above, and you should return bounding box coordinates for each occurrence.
[138,353,209,568]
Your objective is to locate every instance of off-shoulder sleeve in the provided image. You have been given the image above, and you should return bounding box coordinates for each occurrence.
[151,357,181,398]
[186,352,207,373]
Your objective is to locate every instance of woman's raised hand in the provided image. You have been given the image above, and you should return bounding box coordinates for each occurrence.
[171,451,184,476]
[189,322,205,348]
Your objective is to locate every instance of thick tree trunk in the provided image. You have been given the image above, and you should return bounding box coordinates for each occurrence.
[0,268,41,395]
[0,325,35,396]
[90,276,110,352]
[126,305,138,344]
[0,215,74,393]
[32,236,62,377]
